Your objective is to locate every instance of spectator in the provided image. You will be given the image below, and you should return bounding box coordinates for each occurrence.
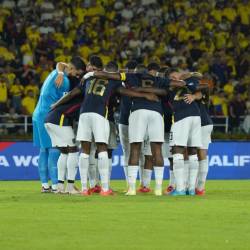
[0,76,9,114]
[21,90,36,115]
[24,79,39,100]
[229,93,246,132]
[9,78,24,113]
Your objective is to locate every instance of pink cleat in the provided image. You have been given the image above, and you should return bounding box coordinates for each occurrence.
[137,186,151,193]
[195,188,206,196]
[100,189,115,196]
[89,185,102,194]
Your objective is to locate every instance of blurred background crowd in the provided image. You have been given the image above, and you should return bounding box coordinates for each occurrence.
[0,0,250,134]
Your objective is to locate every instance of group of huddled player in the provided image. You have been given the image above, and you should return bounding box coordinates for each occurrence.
[32,55,213,197]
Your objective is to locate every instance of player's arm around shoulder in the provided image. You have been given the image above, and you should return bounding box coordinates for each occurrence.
[116,87,159,102]
[55,62,69,88]
[51,86,82,110]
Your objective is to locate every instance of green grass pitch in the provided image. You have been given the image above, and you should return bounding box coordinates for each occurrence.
[0,180,250,250]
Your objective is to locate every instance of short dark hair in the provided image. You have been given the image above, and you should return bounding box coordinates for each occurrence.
[159,66,170,77]
[70,56,86,71]
[147,62,160,71]
[89,55,103,69]
[125,60,137,70]
[105,61,119,72]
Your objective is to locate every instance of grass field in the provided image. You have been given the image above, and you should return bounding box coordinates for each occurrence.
[0,180,250,250]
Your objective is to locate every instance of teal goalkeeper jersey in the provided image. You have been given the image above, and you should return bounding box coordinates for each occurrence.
[33,70,70,121]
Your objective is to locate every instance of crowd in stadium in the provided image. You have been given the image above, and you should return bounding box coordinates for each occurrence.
[0,0,250,133]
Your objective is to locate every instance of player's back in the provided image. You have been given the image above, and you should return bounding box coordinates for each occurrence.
[171,76,200,122]
[126,72,168,114]
[80,78,122,118]
[33,70,70,120]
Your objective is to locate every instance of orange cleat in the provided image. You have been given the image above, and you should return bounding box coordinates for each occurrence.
[100,189,115,196]
[137,186,151,193]
[164,185,174,195]
[195,188,205,196]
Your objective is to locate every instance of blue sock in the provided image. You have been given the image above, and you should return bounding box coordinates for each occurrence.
[38,148,49,184]
[48,148,60,185]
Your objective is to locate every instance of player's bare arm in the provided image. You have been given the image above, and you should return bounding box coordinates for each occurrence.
[180,72,203,80]
[117,87,159,102]
[51,87,82,110]
[55,62,69,88]
[81,71,124,83]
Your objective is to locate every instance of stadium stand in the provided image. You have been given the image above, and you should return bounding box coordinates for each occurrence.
[0,0,249,134]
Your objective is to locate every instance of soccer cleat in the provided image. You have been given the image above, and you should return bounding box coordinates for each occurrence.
[100,189,115,196]
[125,189,136,196]
[169,190,186,196]
[65,185,80,195]
[80,189,91,196]
[41,186,51,193]
[51,188,58,194]
[186,189,196,196]
[54,184,65,194]
[195,188,205,196]
[89,185,102,194]
[137,186,151,193]
[154,189,162,196]
[164,185,174,195]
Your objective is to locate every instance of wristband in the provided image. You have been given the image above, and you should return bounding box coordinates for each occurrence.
[58,71,64,75]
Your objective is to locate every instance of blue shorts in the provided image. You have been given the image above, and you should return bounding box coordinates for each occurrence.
[33,118,52,149]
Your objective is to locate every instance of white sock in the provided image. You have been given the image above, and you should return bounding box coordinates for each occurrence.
[79,153,89,191]
[188,154,199,191]
[57,153,68,182]
[154,166,164,190]
[138,166,144,185]
[88,156,97,188]
[142,169,152,188]
[98,151,109,192]
[67,152,78,181]
[42,183,49,189]
[169,169,175,187]
[197,159,209,190]
[128,165,139,191]
[52,184,57,190]
[108,158,112,184]
[123,166,128,185]
[184,160,189,190]
[173,153,185,192]
[139,154,144,185]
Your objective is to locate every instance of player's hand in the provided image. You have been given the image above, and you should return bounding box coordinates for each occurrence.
[55,73,64,88]
[184,94,195,104]
[144,93,159,102]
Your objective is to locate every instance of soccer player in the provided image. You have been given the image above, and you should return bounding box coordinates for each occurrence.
[118,60,137,187]
[183,87,213,195]
[52,58,159,196]
[82,63,185,196]
[169,74,204,196]
[45,96,83,194]
[32,57,85,192]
